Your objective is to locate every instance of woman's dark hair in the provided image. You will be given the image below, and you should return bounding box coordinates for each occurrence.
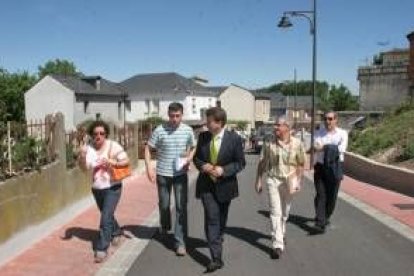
[88,120,110,138]
[206,107,227,127]
[168,102,184,114]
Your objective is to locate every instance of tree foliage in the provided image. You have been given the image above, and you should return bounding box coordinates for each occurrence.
[38,59,81,79]
[0,68,37,122]
[265,80,359,111]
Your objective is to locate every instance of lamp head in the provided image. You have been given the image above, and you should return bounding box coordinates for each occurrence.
[278,15,293,28]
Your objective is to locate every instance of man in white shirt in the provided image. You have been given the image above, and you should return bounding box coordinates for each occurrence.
[313,111,348,233]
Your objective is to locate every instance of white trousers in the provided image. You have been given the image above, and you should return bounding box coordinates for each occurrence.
[266,177,292,250]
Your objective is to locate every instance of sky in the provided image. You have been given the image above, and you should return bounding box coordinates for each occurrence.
[0,0,413,94]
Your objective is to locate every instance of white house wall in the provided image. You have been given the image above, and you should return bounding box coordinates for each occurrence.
[74,101,123,127]
[125,91,216,122]
[25,76,75,130]
[184,95,216,121]
[219,85,255,130]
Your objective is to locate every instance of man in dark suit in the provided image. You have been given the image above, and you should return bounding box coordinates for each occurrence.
[194,107,246,273]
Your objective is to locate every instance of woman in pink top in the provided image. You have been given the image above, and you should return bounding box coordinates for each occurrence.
[79,121,130,263]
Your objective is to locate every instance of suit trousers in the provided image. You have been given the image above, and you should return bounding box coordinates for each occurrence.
[201,192,230,262]
[314,163,342,226]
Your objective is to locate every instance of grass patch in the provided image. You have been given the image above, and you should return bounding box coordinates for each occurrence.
[349,103,414,162]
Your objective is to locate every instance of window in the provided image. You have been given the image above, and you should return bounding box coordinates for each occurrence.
[118,101,122,120]
[83,101,89,114]
[125,100,131,112]
[192,97,197,114]
[144,99,150,115]
[152,99,160,115]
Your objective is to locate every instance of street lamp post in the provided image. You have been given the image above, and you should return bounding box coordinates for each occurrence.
[294,68,297,130]
[278,0,317,169]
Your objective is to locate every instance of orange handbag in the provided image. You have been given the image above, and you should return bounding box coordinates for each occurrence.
[109,142,131,181]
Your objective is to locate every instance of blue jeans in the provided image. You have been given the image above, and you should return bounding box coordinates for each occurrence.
[92,183,122,252]
[157,174,188,248]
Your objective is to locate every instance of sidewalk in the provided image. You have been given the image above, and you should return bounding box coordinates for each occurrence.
[0,172,158,276]
[340,175,414,230]
[1,165,413,275]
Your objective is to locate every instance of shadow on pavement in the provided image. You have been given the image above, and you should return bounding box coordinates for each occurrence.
[225,226,272,255]
[257,210,323,236]
[123,226,211,267]
[155,233,210,267]
[61,227,98,249]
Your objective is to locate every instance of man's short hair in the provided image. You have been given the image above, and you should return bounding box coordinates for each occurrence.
[206,107,227,127]
[168,102,184,114]
[276,116,290,128]
[324,110,338,119]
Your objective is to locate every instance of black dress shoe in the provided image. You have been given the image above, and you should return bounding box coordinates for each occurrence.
[205,260,224,273]
[270,248,282,259]
[314,224,326,234]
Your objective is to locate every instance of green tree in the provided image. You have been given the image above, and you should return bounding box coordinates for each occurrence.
[328,84,359,111]
[265,80,358,111]
[38,59,81,79]
[0,68,37,122]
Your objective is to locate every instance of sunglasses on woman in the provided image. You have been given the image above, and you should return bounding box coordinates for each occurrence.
[93,131,106,137]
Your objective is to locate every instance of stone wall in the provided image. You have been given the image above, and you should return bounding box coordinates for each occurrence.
[344,152,414,197]
[0,114,139,245]
[358,66,410,111]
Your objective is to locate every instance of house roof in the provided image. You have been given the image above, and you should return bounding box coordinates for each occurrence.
[208,84,254,97]
[50,74,125,98]
[120,72,217,97]
[252,90,271,100]
[208,86,228,95]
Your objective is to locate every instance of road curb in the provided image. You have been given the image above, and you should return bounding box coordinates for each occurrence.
[96,209,159,276]
[96,170,199,275]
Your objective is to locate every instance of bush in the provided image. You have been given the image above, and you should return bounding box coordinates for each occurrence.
[66,143,78,169]
[401,142,414,161]
[12,137,46,171]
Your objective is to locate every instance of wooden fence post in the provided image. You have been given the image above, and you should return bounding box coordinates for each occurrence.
[7,121,12,174]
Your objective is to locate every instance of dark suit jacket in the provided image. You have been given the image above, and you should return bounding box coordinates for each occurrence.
[322,144,343,183]
[194,130,246,203]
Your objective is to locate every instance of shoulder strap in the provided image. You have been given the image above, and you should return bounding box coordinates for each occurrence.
[107,141,113,159]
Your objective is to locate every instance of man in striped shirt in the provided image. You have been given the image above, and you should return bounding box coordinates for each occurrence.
[145,102,196,256]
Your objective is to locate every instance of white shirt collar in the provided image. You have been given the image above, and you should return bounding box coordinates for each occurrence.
[214,128,225,139]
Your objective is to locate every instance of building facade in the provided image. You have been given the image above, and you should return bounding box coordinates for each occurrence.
[358,49,410,111]
[25,75,125,131]
[120,73,217,124]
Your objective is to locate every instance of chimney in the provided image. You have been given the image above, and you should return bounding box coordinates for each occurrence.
[82,76,102,91]
[407,31,414,83]
[191,75,209,86]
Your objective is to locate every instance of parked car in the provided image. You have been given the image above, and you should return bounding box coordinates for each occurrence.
[252,126,274,154]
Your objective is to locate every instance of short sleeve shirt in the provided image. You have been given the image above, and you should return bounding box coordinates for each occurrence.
[148,123,196,177]
[260,136,306,179]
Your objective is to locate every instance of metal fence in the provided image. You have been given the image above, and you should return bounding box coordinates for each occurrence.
[0,120,56,181]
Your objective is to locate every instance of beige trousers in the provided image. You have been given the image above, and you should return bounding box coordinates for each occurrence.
[266,177,292,250]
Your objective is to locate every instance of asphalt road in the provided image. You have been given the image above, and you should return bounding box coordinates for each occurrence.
[127,155,414,276]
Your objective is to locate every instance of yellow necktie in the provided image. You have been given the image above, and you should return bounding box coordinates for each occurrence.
[210,135,219,165]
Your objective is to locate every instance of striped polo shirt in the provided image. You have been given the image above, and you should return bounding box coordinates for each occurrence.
[148,123,196,177]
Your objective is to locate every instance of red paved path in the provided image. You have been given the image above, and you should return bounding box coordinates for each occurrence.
[341,175,414,229]
[0,173,157,276]
[0,168,413,275]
